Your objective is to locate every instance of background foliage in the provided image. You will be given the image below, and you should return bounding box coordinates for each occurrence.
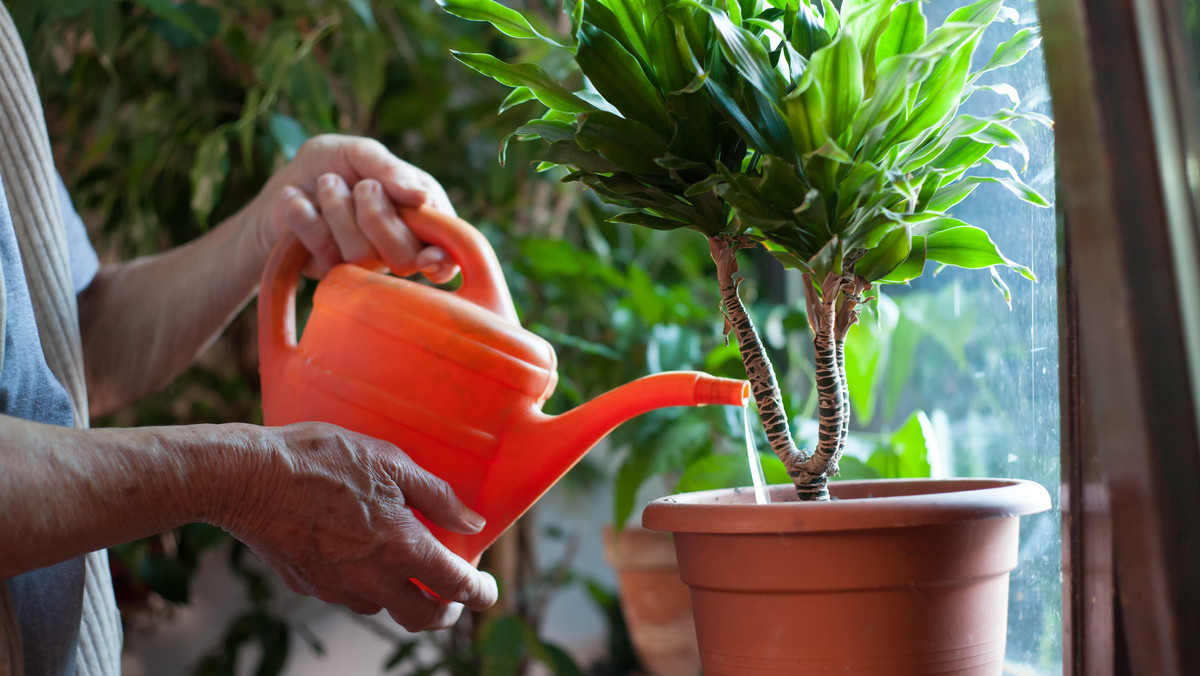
[11,0,739,672]
[11,0,1056,673]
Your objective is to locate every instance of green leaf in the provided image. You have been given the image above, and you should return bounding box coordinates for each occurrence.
[783,75,828,154]
[703,6,785,101]
[349,0,378,30]
[438,0,558,43]
[516,119,577,143]
[542,140,624,173]
[478,616,529,676]
[888,38,975,147]
[867,410,934,479]
[788,0,832,59]
[676,453,744,493]
[877,234,926,283]
[608,211,690,230]
[822,0,841,36]
[810,33,864,141]
[596,0,652,60]
[840,0,899,60]
[945,0,1004,26]
[856,221,912,282]
[705,76,775,154]
[928,136,994,177]
[499,86,537,113]
[835,455,882,480]
[190,130,229,228]
[905,213,973,236]
[844,318,881,424]
[925,225,1033,279]
[875,0,926,64]
[927,180,980,212]
[970,121,1029,170]
[268,113,309,161]
[346,29,388,115]
[452,52,594,114]
[576,24,671,134]
[92,1,122,59]
[968,82,1021,108]
[530,641,588,676]
[981,157,1052,206]
[645,0,690,92]
[977,26,1041,76]
[990,265,1014,308]
[576,111,669,174]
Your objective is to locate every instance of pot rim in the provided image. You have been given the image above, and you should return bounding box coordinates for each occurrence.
[642,478,1052,534]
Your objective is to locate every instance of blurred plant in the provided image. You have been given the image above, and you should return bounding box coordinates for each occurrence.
[14,0,690,673]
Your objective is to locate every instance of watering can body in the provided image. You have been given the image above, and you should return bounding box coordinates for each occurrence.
[259,206,748,565]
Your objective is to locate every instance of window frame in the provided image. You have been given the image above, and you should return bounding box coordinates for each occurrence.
[1042,0,1200,670]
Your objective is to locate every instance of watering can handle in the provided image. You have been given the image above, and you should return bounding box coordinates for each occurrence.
[258,205,519,364]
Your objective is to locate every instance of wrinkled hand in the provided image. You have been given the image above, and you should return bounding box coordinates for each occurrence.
[251,134,459,282]
[225,422,497,631]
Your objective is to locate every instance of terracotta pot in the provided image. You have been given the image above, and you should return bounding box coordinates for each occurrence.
[642,478,1052,675]
[603,526,701,676]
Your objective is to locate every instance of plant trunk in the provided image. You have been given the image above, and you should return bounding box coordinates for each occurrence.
[708,237,813,496]
[708,239,872,501]
[790,272,846,500]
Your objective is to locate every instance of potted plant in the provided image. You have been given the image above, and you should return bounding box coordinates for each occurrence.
[444,0,1053,671]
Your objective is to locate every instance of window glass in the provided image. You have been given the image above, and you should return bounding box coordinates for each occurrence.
[879,0,1061,671]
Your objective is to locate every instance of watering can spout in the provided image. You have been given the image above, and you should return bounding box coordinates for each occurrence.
[479,373,749,538]
[545,372,751,450]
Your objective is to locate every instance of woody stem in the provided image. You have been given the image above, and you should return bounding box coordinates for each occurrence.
[708,238,808,492]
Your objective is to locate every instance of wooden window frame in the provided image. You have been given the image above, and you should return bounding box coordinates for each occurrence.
[1042,0,1200,670]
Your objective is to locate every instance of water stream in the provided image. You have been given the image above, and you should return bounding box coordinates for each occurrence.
[743,402,771,504]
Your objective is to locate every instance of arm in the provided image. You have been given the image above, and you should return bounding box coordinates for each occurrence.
[79,135,460,416]
[0,415,498,630]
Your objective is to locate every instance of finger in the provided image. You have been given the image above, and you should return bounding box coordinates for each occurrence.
[389,459,485,534]
[382,582,466,632]
[316,173,374,265]
[414,247,460,285]
[274,186,336,278]
[354,179,425,277]
[343,140,429,209]
[384,527,498,611]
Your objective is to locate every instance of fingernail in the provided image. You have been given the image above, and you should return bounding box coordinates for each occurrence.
[463,508,486,532]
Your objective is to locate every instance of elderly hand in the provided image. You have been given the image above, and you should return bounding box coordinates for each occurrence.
[219,422,498,631]
[250,134,460,282]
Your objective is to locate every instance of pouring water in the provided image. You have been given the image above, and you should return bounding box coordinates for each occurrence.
[743,402,770,505]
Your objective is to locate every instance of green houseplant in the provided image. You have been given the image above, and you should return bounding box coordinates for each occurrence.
[444,0,1050,500]
[446,0,1054,671]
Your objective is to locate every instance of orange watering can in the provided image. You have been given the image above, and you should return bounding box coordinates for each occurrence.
[258,206,749,565]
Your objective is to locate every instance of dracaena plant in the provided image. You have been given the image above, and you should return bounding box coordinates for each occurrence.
[443,0,1050,500]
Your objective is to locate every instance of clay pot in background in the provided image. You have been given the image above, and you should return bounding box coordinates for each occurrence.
[602,526,701,676]
[643,478,1052,676]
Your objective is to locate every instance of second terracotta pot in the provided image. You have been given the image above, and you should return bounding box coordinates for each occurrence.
[642,478,1051,676]
[603,525,701,676]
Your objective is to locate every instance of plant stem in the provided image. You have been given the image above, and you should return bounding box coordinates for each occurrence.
[708,237,809,493]
[791,272,846,500]
[830,271,872,480]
